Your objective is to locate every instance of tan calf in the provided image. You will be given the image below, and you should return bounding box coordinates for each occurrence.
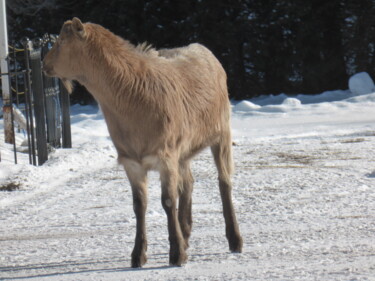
[43,17,242,267]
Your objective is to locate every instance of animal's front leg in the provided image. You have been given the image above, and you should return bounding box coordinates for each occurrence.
[160,163,187,266]
[122,159,148,268]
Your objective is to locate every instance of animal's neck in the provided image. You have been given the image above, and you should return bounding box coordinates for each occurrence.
[77,30,148,111]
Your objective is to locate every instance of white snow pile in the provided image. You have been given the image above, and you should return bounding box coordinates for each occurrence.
[1,73,375,280]
[349,72,375,95]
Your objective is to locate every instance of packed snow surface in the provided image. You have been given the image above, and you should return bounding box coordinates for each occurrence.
[1,87,375,280]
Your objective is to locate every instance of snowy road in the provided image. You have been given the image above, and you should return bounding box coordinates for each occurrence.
[1,92,375,280]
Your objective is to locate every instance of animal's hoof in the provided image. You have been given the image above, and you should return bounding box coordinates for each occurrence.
[229,235,243,253]
[169,250,188,266]
[131,253,147,268]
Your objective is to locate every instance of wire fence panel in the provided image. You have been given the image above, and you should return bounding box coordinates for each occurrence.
[0,35,72,165]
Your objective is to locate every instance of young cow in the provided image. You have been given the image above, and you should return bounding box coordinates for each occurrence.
[43,17,243,267]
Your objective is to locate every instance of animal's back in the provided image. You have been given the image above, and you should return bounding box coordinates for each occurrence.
[158,43,227,90]
[154,43,232,159]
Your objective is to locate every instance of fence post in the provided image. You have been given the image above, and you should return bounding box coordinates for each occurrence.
[44,79,62,148]
[0,0,12,144]
[22,38,37,165]
[29,40,48,165]
[6,56,17,163]
[41,39,61,148]
[59,81,72,148]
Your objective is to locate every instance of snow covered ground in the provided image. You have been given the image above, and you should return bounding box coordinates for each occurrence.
[1,76,375,280]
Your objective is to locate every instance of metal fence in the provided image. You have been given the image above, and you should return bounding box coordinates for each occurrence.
[0,35,71,166]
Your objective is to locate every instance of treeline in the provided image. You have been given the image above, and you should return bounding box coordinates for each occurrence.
[7,0,375,100]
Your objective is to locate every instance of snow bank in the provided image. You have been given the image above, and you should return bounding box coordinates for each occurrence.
[232,100,261,112]
[248,91,353,106]
[349,72,375,95]
[233,73,375,116]
[282,97,301,107]
[0,165,9,184]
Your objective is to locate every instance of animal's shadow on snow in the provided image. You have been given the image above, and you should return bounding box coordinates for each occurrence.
[0,258,172,280]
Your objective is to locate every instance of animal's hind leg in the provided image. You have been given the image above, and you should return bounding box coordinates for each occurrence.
[160,159,187,266]
[178,161,194,249]
[211,139,243,253]
[121,159,148,268]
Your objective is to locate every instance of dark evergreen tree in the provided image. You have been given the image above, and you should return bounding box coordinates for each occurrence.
[6,0,375,101]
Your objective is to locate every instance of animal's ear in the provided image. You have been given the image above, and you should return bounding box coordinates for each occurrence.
[71,17,85,39]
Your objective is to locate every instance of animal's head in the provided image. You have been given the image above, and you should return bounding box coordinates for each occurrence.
[43,17,87,93]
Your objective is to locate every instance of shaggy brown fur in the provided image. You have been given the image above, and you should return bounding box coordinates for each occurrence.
[43,17,242,267]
